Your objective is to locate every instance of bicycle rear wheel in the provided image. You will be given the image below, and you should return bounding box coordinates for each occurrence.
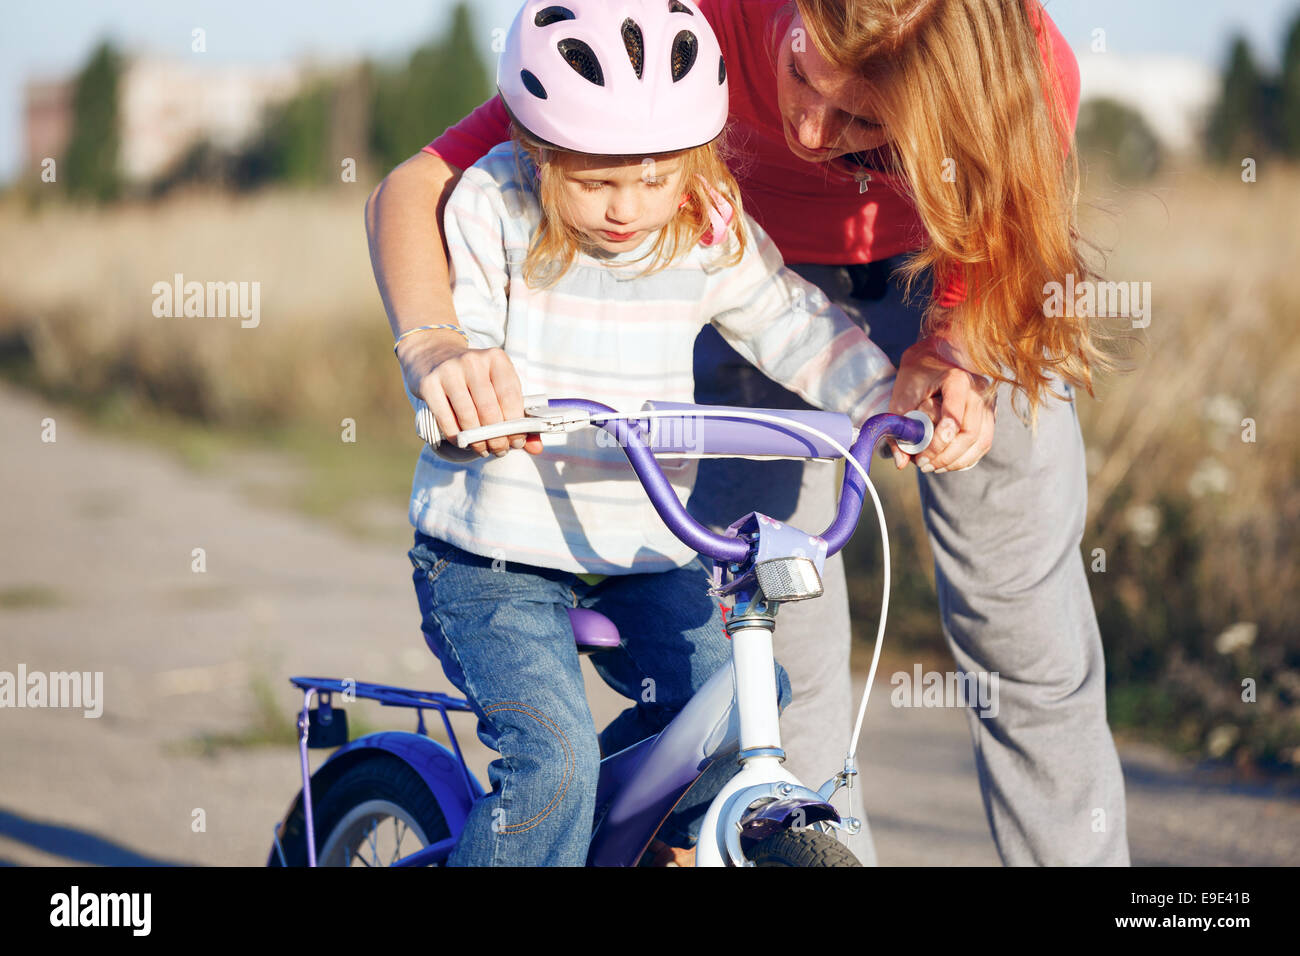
[271,754,451,867]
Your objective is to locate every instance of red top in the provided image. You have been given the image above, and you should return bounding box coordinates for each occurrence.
[424,0,1079,309]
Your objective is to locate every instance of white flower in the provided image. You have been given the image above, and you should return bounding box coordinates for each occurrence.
[1125,504,1161,547]
[1214,622,1257,655]
[1187,458,1231,498]
[1206,724,1240,759]
[1202,394,1245,432]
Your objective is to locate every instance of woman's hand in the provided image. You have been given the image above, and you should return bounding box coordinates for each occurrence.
[887,337,996,473]
[397,333,544,457]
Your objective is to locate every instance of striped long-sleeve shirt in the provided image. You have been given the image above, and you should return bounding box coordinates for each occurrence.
[408,141,895,575]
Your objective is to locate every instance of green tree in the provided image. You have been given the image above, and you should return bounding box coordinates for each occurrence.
[188,1,491,190]
[1281,14,1300,157]
[1206,36,1268,163]
[1077,98,1162,181]
[370,2,492,174]
[237,80,335,187]
[63,41,122,201]
[427,2,492,135]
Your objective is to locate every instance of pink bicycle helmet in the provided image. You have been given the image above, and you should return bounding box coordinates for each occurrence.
[498,0,730,156]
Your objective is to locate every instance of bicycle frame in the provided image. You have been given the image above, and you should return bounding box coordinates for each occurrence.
[278,647,802,867]
[274,399,930,867]
[546,398,928,866]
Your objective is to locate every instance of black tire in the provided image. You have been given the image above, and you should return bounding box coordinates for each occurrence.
[747,828,862,867]
[270,754,451,867]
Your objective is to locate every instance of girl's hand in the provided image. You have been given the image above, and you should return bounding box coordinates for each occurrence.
[886,337,996,473]
[398,333,544,457]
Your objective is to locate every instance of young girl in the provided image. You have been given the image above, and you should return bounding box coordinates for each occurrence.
[402,0,897,866]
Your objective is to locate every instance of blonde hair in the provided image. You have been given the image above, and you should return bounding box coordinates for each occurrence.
[510,123,748,287]
[793,0,1107,419]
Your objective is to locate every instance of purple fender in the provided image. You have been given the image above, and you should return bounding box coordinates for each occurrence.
[738,797,839,844]
[587,662,739,866]
[267,731,483,865]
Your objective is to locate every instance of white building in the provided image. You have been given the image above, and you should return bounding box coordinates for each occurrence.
[23,55,305,183]
[1076,53,1220,153]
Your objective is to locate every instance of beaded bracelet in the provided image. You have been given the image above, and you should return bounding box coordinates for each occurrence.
[393,324,470,353]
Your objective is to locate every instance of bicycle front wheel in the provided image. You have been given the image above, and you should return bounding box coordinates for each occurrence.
[747,828,862,867]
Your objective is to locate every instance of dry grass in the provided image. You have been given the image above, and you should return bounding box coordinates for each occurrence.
[1,166,1297,769]
[848,163,1300,769]
[1070,165,1300,768]
[0,186,407,431]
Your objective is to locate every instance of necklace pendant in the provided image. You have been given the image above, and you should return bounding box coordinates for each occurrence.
[855,170,872,194]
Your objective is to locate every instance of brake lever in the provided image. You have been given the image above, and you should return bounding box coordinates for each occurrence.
[413,396,591,455]
[450,408,589,448]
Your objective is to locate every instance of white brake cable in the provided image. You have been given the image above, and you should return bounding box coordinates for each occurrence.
[542,407,891,764]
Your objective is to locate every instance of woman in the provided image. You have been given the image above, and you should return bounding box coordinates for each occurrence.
[365,0,1128,866]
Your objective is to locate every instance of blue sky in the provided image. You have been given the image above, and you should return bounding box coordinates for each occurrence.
[2,0,1297,182]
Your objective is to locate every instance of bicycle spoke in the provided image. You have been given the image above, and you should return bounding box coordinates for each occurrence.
[365,817,381,866]
[390,818,409,865]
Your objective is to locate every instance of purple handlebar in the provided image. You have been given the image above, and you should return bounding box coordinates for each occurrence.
[640,400,853,459]
[546,399,927,563]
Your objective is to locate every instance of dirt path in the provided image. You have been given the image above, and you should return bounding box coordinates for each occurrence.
[1,382,1296,866]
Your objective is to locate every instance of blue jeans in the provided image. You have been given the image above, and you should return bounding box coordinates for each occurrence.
[409,531,791,866]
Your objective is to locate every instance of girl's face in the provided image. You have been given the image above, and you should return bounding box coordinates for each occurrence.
[553,152,688,253]
[775,12,891,162]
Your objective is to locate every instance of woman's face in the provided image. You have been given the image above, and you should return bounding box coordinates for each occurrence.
[775,11,891,163]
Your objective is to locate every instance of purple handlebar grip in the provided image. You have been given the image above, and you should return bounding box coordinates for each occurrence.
[819,413,927,555]
[639,401,853,459]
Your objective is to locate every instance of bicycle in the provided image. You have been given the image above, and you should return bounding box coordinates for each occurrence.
[267,395,932,867]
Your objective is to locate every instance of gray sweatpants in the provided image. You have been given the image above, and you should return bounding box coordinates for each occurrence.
[686,262,1130,866]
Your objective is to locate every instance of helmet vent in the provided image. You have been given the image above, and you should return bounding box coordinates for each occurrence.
[622,19,645,79]
[520,69,548,99]
[534,6,576,27]
[718,54,726,84]
[668,1,694,15]
[670,30,698,82]
[557,38,605,85]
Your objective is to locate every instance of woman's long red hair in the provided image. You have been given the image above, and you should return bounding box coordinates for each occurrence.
[796,0,1107,420]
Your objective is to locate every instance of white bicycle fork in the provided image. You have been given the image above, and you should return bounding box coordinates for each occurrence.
[696,614,814,867]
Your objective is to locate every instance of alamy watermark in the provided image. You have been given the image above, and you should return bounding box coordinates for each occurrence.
[0,664,103,717]
[890,664,999,718]
[594,415,702,453]
[50,886,150,935]
[1043,273,1151,328]
[152,273,260,328]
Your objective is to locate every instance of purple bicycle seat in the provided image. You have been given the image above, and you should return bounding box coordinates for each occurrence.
[639,401,852,459]
[567,608,621,654]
